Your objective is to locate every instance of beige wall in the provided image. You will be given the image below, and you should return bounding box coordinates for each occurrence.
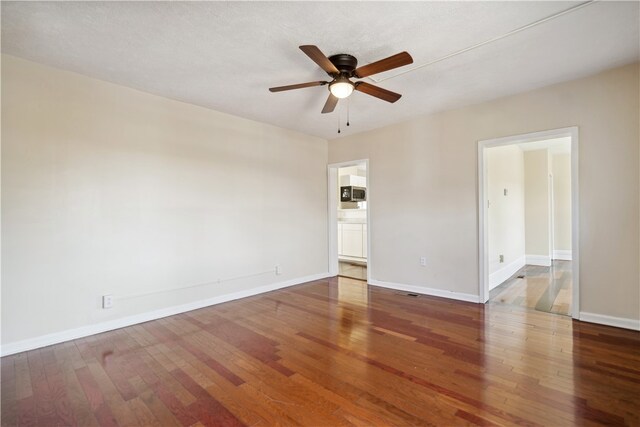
[524,150,551,257]
[329,63,639,322]
[1,55,329,346]
[553,153,572,252]
[2,54,638,346]
[487,145,525,274]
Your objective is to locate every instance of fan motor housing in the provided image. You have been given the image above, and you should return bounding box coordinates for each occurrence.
[328,54,358,75]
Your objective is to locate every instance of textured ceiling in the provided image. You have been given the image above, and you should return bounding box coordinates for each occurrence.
[2,1,639,140]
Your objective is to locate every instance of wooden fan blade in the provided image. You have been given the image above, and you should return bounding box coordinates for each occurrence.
[269,81,327,92]
[355,82,402,103]
[321,93,339,114]
[354,52,413,78]
[300,45,339,75]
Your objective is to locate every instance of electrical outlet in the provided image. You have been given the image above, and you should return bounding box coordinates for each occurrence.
[420,257,427,266]
[102,295,113,309]
[275,265,282,275]
[499,254,504,263]
[504,188,508,196]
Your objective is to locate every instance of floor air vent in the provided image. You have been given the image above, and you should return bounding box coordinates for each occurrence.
[394,292,420,297]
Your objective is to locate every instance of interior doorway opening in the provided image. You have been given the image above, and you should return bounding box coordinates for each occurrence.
[478,127,579,318]
[328,160,370,282]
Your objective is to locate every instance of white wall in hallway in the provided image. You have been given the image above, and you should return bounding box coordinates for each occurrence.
[553,153,572,253]
[487,145,525,278]
[524,149,552,260]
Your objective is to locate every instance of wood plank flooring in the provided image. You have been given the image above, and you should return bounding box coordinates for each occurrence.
[338,261,367,281]
[490,261,572,316]
[2,276,639,426]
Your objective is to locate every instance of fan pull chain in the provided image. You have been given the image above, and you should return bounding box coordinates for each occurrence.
[347,98,350,127]
[337,112,341,134]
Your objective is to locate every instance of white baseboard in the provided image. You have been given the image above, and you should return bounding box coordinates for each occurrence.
[553,250,572,261]
[369,279,480,303]
[0,272,331,357]
[489,256,525,290]
[526,254,551,266]
[579,312,640,331]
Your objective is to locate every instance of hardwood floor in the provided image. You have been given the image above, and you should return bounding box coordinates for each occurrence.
[490,261,572,316]
[338,261,367,281]
[2,276,639,426]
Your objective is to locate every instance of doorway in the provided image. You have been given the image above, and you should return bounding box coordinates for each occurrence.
[328,160,370,282]
[478,127,579,319]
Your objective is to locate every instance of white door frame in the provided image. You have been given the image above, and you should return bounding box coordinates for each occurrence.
[328,159,371,282]
[549,172,555,260]
[478,127,579,319]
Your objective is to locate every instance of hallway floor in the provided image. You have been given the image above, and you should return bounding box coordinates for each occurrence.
[338,261,367,281]
[490,260,572,316]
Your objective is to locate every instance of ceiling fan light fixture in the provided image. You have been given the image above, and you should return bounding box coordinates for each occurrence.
[329,78,354,99]
[269,45,412,115]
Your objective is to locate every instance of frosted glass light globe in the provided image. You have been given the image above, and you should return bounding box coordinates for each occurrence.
[329,80,354,99]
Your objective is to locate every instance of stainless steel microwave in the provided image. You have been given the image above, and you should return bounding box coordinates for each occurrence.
[341,186,366,202]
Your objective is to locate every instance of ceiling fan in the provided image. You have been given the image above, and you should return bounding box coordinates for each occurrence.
[269,45,413,114]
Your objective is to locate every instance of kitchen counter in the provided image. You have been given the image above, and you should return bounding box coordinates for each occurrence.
[338,218,367,224]
[337,208,366,224]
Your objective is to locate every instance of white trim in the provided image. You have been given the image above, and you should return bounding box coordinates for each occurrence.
[553,250,572,261]
[570,130,580,319]
[369,279,480,303]
[525,255,552,266]
[548,171,555,260]
[0,272,331,357]
[478,141,489,302]
[478,126,580,319]
[328,159,371,284]
[579,312,640,331]
[328,167,339,277]
[489,255,525,290]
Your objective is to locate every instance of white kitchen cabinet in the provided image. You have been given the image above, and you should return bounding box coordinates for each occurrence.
[338,222,368,260]
[341,223,364,258]
[339,175,366,188]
